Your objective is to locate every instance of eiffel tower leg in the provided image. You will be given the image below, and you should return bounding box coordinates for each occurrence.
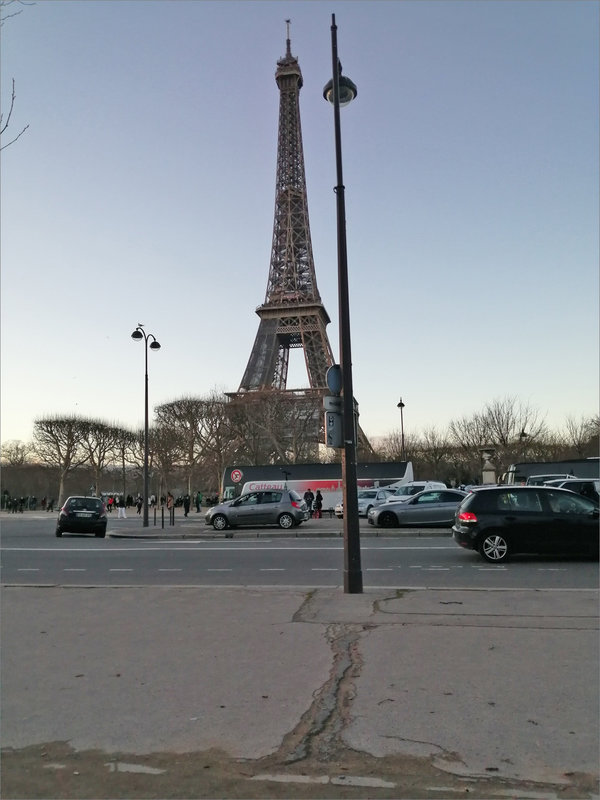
[239,318,286,391]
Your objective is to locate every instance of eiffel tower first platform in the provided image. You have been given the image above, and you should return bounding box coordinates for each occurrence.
[228,27,371,454]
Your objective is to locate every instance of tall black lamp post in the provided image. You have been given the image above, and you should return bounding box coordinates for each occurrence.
[397,398,406,462]
[323,14,362,594]
[131,324,161,527]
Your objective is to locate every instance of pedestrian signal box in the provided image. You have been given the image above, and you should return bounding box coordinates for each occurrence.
[325,410,343,448]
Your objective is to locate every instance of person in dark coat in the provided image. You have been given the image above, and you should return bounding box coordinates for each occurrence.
[303,488,314,515]
[314,490,323,519]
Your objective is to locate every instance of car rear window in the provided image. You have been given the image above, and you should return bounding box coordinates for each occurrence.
[467,489,543,513]
[68,498,103,511]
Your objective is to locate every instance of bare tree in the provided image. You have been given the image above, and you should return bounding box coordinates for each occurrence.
[155,397,205,496]
[421,426,451,474]
[78,420,124,497]
[1,439,33,465]
[0,1,32,150]
[32,416,89,504]
[227,391,322,465]
[564,415,597,457]
[196,391,237,496]
[149,424,181,500]
[112,427,139,499]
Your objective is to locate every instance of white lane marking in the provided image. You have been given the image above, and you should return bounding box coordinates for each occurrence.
[312,568,338,571]
[366,568,393,571]
[260,568,285,571]
[17,568,40,571]
[2,545,459,552]
[206,569,232,572]
[64,568,86,572]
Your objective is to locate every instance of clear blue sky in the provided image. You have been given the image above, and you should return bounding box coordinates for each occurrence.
[1,0,598,445]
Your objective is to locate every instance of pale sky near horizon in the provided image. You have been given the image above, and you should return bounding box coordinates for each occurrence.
[1,0,598,446]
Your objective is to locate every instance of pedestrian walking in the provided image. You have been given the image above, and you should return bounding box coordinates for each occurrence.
[167,492,175,525]
[183,494,191,517]
[303,488,314,516]
[136,496,143,515]
[107,496,114,513]
[314,489,323,519]
[117,496,127,519]
[195,490,203,513]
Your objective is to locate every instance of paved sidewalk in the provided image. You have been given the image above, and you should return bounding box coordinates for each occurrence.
[1,584,598,799]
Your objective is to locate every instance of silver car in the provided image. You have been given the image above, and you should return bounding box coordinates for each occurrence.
[205,489,309,535]
[368,489,468,528]
[335,487,396,519]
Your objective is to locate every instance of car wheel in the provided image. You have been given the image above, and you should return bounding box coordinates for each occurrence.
[278,513,294,529]
[379,511,398,528]
[55,529,63,537]
[212,514,228,531]
[479,532,509,563]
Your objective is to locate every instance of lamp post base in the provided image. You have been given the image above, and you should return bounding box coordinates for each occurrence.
[344,570,363,594]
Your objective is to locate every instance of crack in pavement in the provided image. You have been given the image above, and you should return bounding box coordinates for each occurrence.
[277,622,366,764]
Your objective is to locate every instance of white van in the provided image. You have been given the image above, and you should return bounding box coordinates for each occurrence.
[383,480,447,503]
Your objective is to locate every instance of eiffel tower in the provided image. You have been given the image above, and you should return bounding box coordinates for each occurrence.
[237,27,333,392]
[229,25,371,454]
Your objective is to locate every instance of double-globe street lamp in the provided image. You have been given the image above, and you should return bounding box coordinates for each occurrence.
[323,14,362,594]
[131,324,161,527]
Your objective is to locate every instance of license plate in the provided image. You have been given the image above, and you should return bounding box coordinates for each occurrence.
[76,512,92,517]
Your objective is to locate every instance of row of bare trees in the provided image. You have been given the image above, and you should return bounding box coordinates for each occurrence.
[1,390,327,504]
[376,398,598,485]
[1,394,598,504]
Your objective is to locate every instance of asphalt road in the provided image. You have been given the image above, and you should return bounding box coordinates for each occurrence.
[2,514,599,799]
[2,515,597,589]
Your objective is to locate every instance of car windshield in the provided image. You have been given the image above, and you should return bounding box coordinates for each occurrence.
[358,491,377,499]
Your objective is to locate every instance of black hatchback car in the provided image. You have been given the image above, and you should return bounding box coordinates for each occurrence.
[452,486,599,563]
[56,496,107,537]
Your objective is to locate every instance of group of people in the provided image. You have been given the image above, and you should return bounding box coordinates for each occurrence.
[2,495,55,512]
[303,488,323,518]
[105,495,128,518]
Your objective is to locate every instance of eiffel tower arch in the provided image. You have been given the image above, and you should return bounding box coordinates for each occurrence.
[228,26,371,456]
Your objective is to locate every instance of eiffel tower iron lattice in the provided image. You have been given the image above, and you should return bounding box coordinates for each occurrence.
[238,31,333,393]
[230,27,371,454]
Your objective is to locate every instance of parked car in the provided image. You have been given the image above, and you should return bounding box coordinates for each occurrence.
[205,489,309,534]
[335,487,396,519]
[543,478,599,504]
[452,486,599,563]
[368,489,467,528]
[525,473,574,486]
[382,481,447,504]
[56,496,107,537]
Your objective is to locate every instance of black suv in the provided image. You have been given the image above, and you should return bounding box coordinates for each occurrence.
[56,496,107,537]
[452,486,599,563]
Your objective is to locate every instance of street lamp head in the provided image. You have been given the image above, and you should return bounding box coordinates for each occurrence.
[149,340,161,351]
[323,73,357,107]
[131,329,143,341]
[397,399,405,410]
